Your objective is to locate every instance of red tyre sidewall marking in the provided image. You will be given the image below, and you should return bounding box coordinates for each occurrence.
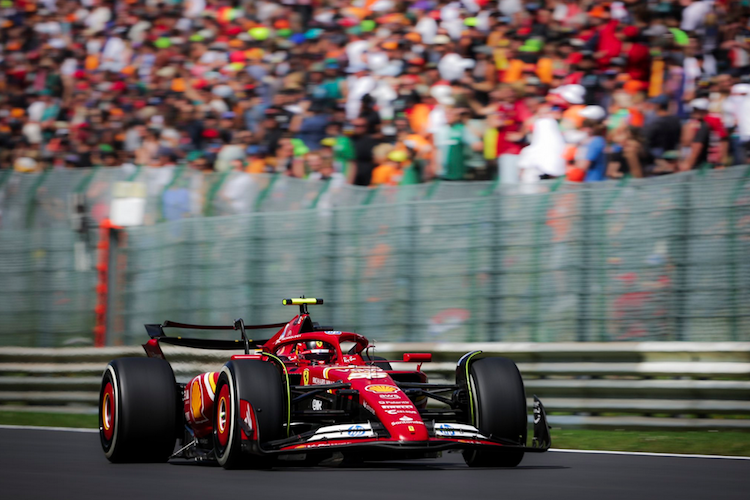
[216,384,230,448]
[102,382,115,441]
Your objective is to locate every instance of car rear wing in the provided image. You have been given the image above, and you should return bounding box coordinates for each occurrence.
[142,319,286,359]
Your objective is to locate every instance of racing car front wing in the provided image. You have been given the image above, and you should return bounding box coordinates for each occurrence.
[252,396,551,457]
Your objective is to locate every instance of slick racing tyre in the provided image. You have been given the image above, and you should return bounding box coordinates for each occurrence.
[213,360,285,469]
[463,357,527,467]
[99,357,178,463]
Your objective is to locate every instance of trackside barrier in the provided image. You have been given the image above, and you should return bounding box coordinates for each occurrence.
[0,343,748,431]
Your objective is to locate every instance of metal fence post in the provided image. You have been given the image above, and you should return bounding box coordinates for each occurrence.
[489,192,503,341]
[405,202,418,339]
[158,165,186,222]
[125,165,142,182]
[254,173,280,212]
[352,187,379,333]
[674,175,692,341]
[531,178,564,342]
[594,177,630,341]
[728,166,750,341]
[578,185,591,341]
[424,179,441,200]
[326,207,339,329]
[25,169,51,229]
[0,169,12,189]
[467,197,481,342]
[246,174,280,322]
[302,180,333,297]
[0,169,11,229]
[105,227,119,346]
[310,178,332,209]
[466,179,500,341]
[203,171,231,216]
[247,212,263,323]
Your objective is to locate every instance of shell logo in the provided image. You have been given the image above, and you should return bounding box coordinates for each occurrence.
[189,372,218,424]
[365,384,400,393]
[190,380,204,420]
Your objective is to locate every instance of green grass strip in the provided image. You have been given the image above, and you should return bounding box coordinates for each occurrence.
[0,411,98,429]
[551,429,750,457]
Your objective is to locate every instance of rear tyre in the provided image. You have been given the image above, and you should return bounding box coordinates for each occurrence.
[213,360,285,469]
[99,357,178,463]
[462,357,527,467]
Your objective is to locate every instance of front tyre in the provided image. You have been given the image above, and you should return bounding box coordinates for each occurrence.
[99,357,178,463]
[463,357,527,467]
[213,360,285,469]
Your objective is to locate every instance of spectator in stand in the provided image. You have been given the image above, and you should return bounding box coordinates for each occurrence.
[644,95,682,162]
[349,118,379,186]
[680,98,712,172]
[1,0,749,184]
[578,118,608,182]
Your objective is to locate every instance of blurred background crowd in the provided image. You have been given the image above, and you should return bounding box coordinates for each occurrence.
[2,0,750,186]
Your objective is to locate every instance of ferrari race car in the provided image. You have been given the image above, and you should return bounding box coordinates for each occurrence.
[99,298,550,468]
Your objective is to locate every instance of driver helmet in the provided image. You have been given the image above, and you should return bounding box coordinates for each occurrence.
[295,340,335,364]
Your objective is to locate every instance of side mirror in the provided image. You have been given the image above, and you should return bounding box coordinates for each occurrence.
[403,353,432,362]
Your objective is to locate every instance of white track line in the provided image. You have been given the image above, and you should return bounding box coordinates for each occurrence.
[0,424,98,433]
[550,448,750,460]
[0,426,747,460]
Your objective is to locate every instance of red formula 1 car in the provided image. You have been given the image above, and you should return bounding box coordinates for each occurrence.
[99,298,550,468]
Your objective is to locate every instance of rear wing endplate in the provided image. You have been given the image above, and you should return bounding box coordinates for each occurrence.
[143,319,286,356]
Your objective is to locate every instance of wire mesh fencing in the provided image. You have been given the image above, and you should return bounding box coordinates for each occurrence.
[2,166,750,345]
[106,168,750,345]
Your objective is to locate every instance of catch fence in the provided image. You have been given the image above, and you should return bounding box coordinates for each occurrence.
[1,166,749,345]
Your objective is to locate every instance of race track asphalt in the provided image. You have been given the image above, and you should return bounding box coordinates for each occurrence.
[1,428,748,500]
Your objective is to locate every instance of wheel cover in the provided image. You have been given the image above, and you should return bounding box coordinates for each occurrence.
[101,382,115,441]
[216,384,230,448]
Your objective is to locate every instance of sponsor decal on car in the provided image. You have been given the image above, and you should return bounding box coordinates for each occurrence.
[362,401,376,415]
[324,331,342,335]
[312,377,334,385]
[311,399,323,411]
[365,384,400,393]
[291,440,364,449]
[303,368,310,386]
[390,415,424,426]
[347,425,366,437]
[348,370,388,380]
[434,423,488,439]
[379,403,418,414]
[308,423,376,441]
[435,423,456,436]
[379,393,401,399]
